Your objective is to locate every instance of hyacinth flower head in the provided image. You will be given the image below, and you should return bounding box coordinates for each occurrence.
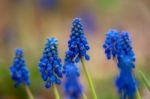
[116,31,136,62]
[39,37,63,88]
[103,29,119,60]
[68,18,90,63]
[63,62,83,99]
[10,48,30,88]
[103,29,135,61]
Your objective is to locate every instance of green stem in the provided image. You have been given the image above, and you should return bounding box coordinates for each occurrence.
[139,71,150,91]
[81,57,97,99]
[53,85,61,99]
[24,85,34,99]
[136,90,141,99]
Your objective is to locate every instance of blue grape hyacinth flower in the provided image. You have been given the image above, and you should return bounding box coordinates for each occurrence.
[116,31,136,62]
[103,29,139,99]
[63,62,83,99]
[39,37,63,88]
[115,56,137,99]
[103,29,135,61]
[10,48,30,88]
[68,18,90,63]
[103,29,119,60]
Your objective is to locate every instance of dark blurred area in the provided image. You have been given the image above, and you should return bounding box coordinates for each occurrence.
[0,0,150,99]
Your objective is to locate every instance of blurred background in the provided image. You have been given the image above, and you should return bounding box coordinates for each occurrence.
[0,0,150,99]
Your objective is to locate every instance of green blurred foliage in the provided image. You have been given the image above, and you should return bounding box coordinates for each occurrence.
[96,0,120,10]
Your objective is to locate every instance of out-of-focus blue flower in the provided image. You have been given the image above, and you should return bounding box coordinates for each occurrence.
[79,9,97,33]
[68,18,90,63]
[63,62,83,99]
[103,29,138,98]
[38,0,59,10]
[39,37,63,88]
[103,29,119,60]
[10,48,30,88]
[103,29,135,61]
[115,56,137,99]
[63,47,83,99]
[116,31,136,62]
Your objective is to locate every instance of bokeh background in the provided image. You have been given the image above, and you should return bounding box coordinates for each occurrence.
[0,0,150,99]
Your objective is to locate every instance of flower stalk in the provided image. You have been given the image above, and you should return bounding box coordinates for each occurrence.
[24,85,34,99]
[53,85,60,99]
[81,57,97,99]
[139,71,150,91]
[136,90,141,99]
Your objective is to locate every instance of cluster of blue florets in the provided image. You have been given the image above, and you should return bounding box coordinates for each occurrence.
[63,62,83,99]
[9,48,30,87]
[115,56,137,99]
[67,18,90,63]
[39,37,63,88]
[103,29,136,62]
[116,31,136,62]
[103,29,119,59]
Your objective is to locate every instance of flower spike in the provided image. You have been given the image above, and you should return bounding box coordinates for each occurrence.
[10,48,30,87]
[103,29,119,60]
[68,18,90,63]
[116,31,136,62]
[39,37,63,88]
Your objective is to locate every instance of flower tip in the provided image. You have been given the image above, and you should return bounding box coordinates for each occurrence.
[47,37,58,45]
[15,48,23,56]
[73,17,81,21]
[72,17,82,25]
